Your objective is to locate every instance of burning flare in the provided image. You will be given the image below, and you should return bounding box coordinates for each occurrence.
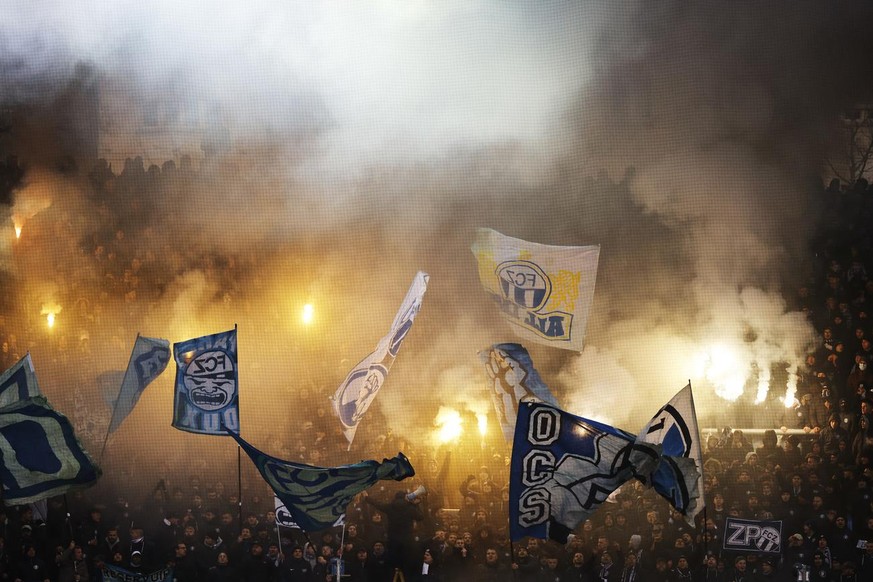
[41,303,61,329]
[434,407,463,444]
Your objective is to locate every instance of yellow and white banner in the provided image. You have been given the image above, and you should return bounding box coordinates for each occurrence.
[471,228,599,352]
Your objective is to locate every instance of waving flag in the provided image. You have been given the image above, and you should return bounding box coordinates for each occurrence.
[637,383,704,524]
[107,335,170,434]
[0,396,101,505]
[228,429,414,532]
[0,354,40,409]
[480,343,559,440]
[471,228,599,352]
[172,329,239,435]
[331,272,429,446]
[509,401,660,542]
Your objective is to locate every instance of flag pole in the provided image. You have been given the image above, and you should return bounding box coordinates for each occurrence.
[689,379,709,562]
[99,332,140,465]
[237,445,243,535]
[234,323,243,534]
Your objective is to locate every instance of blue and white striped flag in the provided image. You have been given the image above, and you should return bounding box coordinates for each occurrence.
[173,329,239,435]
[480,343,559,441]
[108,336,170,433]
[637,383,704,525]
[331,272,428,446]
[229,429,414,533]
[509,401,660,542]
[0,354,40,409]
[0,396,101,505]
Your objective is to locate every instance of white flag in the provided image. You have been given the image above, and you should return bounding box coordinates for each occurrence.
[637,383,704,525]
[471,228,599,352]
[331,272,429,446]
[108,336,170,433]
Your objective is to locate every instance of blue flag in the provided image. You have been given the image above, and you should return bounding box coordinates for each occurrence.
[331,272,428,446]
[108,336,170,434]
[172,329,239,435]
[509,401,660,542]
[637,384,704,525]
[228,429,415,532]
[0,396,101,505]
[480,343,559,441]
[0,354,41,409]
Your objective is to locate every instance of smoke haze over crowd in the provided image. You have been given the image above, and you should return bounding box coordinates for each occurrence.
[2,1,873,499]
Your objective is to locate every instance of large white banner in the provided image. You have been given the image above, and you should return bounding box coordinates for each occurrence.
[471,228,599,352]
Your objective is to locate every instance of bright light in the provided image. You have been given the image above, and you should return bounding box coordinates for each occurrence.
[694,343,746,401]
[434,407,463,444]
[40,303,61,331]
[476,412,488,436]
[13,224,21,239]
[302,303,314,325]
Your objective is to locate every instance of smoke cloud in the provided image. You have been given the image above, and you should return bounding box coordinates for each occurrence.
[1,1,873,502]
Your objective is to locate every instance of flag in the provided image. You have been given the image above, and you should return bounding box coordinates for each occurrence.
[479,343,559,440]
[0,396,101,505]
[101,564,174,581]
[331,272,429,446]
[509,401,660,542]
[0,354,40,409]
[228,429,414,532]
[637,383,704,524]
[108,336,170,434]
[274,495,345,529]
[723,517,783,554]
[172,329,239,435]
[471,228,599,352]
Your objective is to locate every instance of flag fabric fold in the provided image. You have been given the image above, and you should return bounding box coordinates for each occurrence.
[108,336,170,434]
[172,329,239,435]
[637,383,704,525]
[471,228,600,352]
[509,401,660,542]
[480,343,559,441]
[331,272,429,446]
[0,396,101,505]
[0,354,40,409]
[228,429,414,533]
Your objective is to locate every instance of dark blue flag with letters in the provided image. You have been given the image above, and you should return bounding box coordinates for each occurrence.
[228,429,414,532]
[173,329,239,435]
[510,401,660,542]
[723,517,782,554]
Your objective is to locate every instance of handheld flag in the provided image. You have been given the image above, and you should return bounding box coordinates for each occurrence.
[0,396,101,505]
[331,271,428,446]
[637,383,704,524]
[0,354,40,408]
[509,401,660,542]
[172,329,239,435]
[229,429,414,532]
[471,228,599,352]
[480,343,559,440]
[108,336,170,434]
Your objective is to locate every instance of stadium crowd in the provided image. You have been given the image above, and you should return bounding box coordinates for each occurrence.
[1,159,873,581]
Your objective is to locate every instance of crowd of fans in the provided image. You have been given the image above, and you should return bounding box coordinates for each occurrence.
[1,158,873,581]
